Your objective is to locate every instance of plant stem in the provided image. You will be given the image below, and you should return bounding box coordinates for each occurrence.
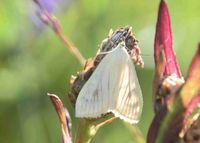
[124,123,145,143]
[34,0,86,66]
[95,117,117,130]
[43,11,86,66]
[75,119,97,143]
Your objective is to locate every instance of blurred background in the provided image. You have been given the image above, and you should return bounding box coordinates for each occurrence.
[1,0,200,142]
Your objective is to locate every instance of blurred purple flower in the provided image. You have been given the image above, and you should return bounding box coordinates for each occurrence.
[35,0,65,13]
[30,0,72,30]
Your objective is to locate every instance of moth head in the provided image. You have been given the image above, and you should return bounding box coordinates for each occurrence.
[95,26,144,67]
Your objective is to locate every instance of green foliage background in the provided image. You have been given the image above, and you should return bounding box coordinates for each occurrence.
[0,0,200,142]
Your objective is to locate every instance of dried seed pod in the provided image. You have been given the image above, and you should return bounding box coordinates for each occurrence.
[68,59,95,105]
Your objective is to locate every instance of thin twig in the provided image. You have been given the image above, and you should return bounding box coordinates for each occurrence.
[95,117,117,130]
[34,0,86,66]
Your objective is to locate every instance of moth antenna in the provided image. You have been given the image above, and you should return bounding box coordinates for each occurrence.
[98,51,113,55]
[141,54,152,57]
[98,47,117,55]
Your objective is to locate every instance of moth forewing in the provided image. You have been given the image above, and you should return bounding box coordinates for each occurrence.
[75,43,143,124]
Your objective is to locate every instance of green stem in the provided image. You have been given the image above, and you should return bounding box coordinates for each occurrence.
[124,123,145,143]
[75,119,97,143]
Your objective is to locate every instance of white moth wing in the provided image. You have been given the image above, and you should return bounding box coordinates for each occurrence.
[111,50,143,124]
[75,44,143,124]
[75,46,123,117]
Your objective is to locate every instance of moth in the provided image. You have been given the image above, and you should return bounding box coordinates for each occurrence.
[75,42,143,124]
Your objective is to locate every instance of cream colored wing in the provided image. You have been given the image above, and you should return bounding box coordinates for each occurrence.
[75,44,143,124]
[110,51,143,124]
